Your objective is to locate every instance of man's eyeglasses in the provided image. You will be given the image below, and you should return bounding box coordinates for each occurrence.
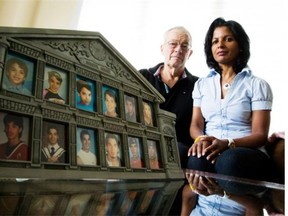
[166,41,191,52]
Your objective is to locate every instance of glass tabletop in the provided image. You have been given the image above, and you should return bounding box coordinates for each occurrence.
[184,169,284,216]
[0,169,284,215]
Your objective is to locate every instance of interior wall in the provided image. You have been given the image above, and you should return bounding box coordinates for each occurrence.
[0,0,83,29]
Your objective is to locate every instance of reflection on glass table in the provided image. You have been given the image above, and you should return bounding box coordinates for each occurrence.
[183,169,284,216]
[0,178,183,215]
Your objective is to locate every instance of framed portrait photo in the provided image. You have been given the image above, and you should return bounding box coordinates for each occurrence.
[124,94,138,122]
[41,121,67,164]
[76,76,96,112]
[2,52,35,96]
[104,132,123,167]
[147,140,162,169]
[102,85,119,118]
[43,66,68,105]
[128,136,144,168]
[0,112,30,161]
[142,101,154,127]
[76,127,97,166]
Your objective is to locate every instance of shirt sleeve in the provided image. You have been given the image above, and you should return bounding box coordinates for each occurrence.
[192,78,203,107]
[251,77,273,110]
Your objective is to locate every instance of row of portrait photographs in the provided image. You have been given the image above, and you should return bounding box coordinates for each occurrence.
[0,111,162,169]
[0,189,159,215]
[1,52,156,126]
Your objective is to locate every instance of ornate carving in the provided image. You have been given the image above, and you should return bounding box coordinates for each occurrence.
[76,116,101,128]
[42,108,71,122]
[146,132,161,140]
[127,127,144,136]
[0,98,36,114]
[162,126,175,136]
[165,137,176,163]
[45,54,73,71]
[76,66,100,80]
[104,122,124,132]
[10,41,41,58]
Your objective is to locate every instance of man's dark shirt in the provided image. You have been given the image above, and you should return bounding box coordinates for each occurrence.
[140,63,198,146]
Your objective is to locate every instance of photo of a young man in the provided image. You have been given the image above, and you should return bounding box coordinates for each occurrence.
[0,112,30,161]
[124,95,137,122]
[76,128,97,166]
[41,122,66,163]
[105,132,123,167]
[76,77,95,112]
[128,137,144,168]
[102,86,119,118]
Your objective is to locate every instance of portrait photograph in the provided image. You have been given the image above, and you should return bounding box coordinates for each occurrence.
[76,127,97,166]
[2,52,35,96]
[147,140,162,169]
[102,85,119,118]
[76,76,96,112]
[41,121,66,164]
[0,112,30,161]
[104,132,123,167]
[142,101,154,127]
[43,66,68,105]
[128,136,144,168]
[124,94,138,122]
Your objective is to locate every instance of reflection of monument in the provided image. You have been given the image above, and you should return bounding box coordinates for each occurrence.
[0,27,182,180]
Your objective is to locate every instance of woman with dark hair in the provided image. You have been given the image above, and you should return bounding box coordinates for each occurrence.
[181,17,273,215]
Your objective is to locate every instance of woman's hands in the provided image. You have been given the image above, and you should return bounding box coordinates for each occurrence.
[188,136,229,163]
[186,172,224,196]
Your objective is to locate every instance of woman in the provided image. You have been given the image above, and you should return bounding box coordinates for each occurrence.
[182,17,273,215]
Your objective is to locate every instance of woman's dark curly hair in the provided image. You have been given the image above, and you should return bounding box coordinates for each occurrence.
[204,17,250,73]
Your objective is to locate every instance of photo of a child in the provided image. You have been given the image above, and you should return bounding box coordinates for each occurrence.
[43,67,67,104]
[2,53,34,95]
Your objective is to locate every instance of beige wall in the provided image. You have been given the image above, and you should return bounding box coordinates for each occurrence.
[0,0,83,29]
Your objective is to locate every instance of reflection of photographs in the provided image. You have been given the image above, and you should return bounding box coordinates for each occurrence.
[0,112,30,161]
[27,195,59,215]
[95,193,116,215]
[41,121,66,163]
[142,101,153,126]
[105,132,123,167]
[76,77,95,112]
[119,191,138,215]
[138,190,156,214]
[147,140,161,169]
[128,137,144,168]
[64,194,92,215]
[124,95,137,122]
[102,85,119,117]
[2,52,34,95]
[0,196,22,215]
[43,66,68,104]
[76,127,97,166]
